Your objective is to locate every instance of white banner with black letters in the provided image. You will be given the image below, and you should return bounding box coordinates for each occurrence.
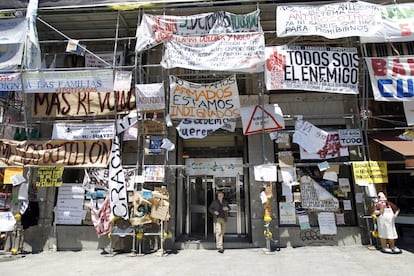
[52,122,115,140]
[136,83,165,111]
[265,45,359,94]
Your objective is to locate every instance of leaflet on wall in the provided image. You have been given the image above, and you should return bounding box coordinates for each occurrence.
[298,214,311,230]
[300,175,339,211]
[161,33,265,73]
[254,164,277,182]
[265,45,359,94]
[360,3,414,43]
[338,129,363,146]
[280,167,297,186]
[52,122,115,140]
[352,161,388,185]
[0,18,26,70]
[176,118,225,139]
[136,83,165,111]
[318,212,337,235]
[276,2,382,39]
[299,131,349,160]
[279,202,296,225]
[135,10,261,52]
[293,120,328,154]
[169,75,241,119]
[365,56,414,101]
[55,183,85,225]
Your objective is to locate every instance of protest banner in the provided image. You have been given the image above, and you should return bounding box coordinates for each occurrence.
[276,1,382,39]
[293,120,328,154]
[0,73,22,91]
[135,10,261,51]
[365,56,414,101]
[32,89,136,118]
[113,71,132,92]
[338,129,363,146]
[300,175,339,212]
[0,139,111,167]
[169,75,241,119]
[22,70,114,93]
[52,122,116,140]
[360,3,414,43]
[299,132,349,160]
[35,167,64,187]
[136,83,165,111]
[85,51,123,68]
[240,104,285,135]
[0,18,26,70]
[161,33,265,73]
[108,136,129,219]
[352,161,388,185]
[185,157,243,177]
[265,45,359,93]
[83,168,135,191]
[176,118,226,139]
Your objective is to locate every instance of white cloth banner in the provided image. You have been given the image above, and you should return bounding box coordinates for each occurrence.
[83,168,135,192]
[265,45,359,94]
[176,118,225,139]
[108,136,129,219]
[276,1,382,39]
[365,56,414,101]
[240,104,285,135]
[23,0,42,70]
[135,10,261,52]
[0,212,16,232]
[52,122,115,140]
[300,132,349,160]
[360,3,414,43]
[22,69,114,93]
[293,120,328,153]
[0,18,26,70]
[169,75,241,119]
[0,73,22,91]
[113,71,132,92]
[161,33,265,73]
[254,164,277,182]
[84,51,123,68]
[136,82,165,111]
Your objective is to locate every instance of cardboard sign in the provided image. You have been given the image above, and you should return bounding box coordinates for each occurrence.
[352,161,388,185]
[240,104,285,135]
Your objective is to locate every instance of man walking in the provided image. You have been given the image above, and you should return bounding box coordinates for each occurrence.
[209,191,230,253]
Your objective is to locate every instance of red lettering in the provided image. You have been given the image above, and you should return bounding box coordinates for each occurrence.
[371,58,387,76]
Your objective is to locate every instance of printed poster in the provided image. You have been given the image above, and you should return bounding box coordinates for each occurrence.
[318,212,337,235]
[365,56,414,101]
[136,83,165,111]
[52,122,115,140]
[135,10,261,51]
[279,202,296,225]
[276,2,382,39]
[169,75,241,119]
[265,45,359,93]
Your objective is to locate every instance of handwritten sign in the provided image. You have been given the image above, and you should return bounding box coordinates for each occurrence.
[0,73,22,91]
[52,122,115,140]
[169,75,241,119]
[265,45,359,94]
[176,118,225,139]
[352,161,388,185]
[35,167,64,187]
[161,33,265,73]
[136,82,165,111]
[293,120,328,153]
[32,90,136,118]
[55,183,85,225]
[277,2,382,39]
[365,56,414,101]
[135,10,261,51]
[143,165,165,182]
[0,139,111,167]
[300,132,349,160]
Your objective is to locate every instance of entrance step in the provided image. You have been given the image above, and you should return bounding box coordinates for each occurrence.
[175,236,257,250]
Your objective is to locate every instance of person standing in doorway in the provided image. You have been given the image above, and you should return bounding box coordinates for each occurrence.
[209,191,230,253]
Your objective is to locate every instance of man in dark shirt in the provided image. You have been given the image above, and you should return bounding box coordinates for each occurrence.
[208,191,230,253]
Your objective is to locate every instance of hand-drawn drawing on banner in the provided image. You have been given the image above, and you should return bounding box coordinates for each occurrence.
[293,120,328,153]
[0,139,111,167]
[338,129,363,146]
[300,132,349,160]
[22,70,114,93]
[113,71,132,92]
[108,136,129,219]
[176,118,226,139]
[161,33,265,73]
[135,10,261,52]
[35,167,64,187]
[276,2,382,39]
[136,83,165,111]
[240,104,285,135]
[254,164,277,181]
[52,122,115,140]
[0,18,26,70]
[0,73,22,91]
[143,165,165,182]
[365,56,414,101]
[300,175,339,211]
[265,45,359,94]
[352,161,388,185]
[360,3,414,43]
[32,90,136,118]
[83,168,135,192]
[169,75,241,119]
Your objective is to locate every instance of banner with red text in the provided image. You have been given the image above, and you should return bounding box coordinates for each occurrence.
[265,45,359,94]
[169,75,240,119]
[0,139,111,167]
[22,70,113,93]
[365,56,414,101]
[32,90,136,118]
[360,3,414,43]
[135,10,261,52]
[299,132,349,160]
[276,2,382,39]
[161,33,265,73]
[0,73,22,91]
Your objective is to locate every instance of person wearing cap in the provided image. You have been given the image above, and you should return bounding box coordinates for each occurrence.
[208,191,231,253]
[372,192,401,254]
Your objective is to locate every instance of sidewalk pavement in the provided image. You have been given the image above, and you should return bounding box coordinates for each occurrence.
[1,245,413,276]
